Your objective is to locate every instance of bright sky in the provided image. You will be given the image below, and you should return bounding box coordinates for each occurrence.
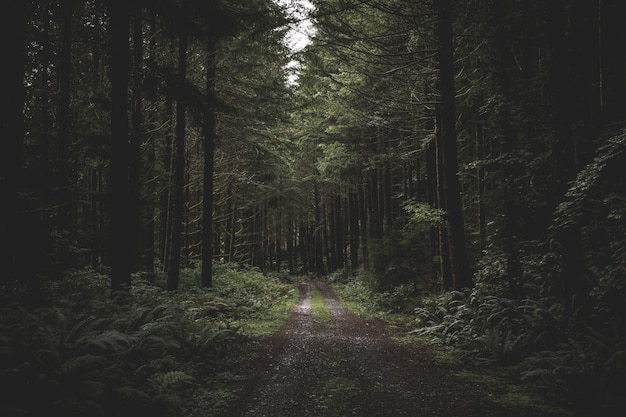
[275,0,316,85]
[276,0,316,53]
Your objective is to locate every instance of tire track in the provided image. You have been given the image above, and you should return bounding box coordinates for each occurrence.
[234,281,515,417]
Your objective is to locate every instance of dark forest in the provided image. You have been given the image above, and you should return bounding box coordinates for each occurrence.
[1,1,625,416]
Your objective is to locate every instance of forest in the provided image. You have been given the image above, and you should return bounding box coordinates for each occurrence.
[1,0,625,416]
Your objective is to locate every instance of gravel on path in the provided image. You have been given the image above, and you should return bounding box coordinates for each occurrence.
[227,281,548,417]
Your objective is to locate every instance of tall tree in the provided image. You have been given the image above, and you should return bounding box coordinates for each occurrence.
[129,3,144,273]
[167,8,189,291]
[109,0,132,291]
[57,0,74,241]
[433,0,472,290]
[201,39,218,288]
[1,0,29,294]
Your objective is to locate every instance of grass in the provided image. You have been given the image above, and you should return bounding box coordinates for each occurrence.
[311,288,332,325]
[332,274,585,417]
[3,264,301,417]
[236,287,298,337]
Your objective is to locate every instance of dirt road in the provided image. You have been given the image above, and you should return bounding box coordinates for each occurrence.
[230,282,538,417]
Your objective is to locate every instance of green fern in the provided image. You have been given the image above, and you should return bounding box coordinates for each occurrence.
[59,354,106,377]
[150,370,195,391]
[79,329,135,353]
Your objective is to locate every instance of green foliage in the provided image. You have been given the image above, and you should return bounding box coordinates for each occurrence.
[366,202,442,291]
[553,131,626,230]
[316,141,363,182]
[311,288,332,325]
[332,271,421,320]
[0,265,297,417]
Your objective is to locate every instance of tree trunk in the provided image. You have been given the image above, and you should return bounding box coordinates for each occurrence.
[349,189,359,269]
[57,0,74,245]
[434,0,473,290]
[287,209,295,273]
[1,0,28,295]
[167,27,188,291]
[159,97,174,271]
[129,4,143,273]
[335,193,345,269]
[201,39,217,287]
[110,1,132,291]
[599,0,626,126]
[358,180,369,271]
[314,181,324,275]
[546,0,600,308]
[426,140,441,286]
[492,0,522,295]
[434,131,452,290]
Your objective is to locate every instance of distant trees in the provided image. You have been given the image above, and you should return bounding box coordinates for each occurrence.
[1,0,290,295]
[2,0,625,311]
[290,0,625,302]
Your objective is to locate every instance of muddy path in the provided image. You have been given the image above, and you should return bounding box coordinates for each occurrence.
[228,282,543,417]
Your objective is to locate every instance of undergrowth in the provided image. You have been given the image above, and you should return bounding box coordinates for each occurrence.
[331,260,626,417]
[0,263,296,417]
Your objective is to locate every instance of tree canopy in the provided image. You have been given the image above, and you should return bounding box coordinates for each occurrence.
[1,0,625,414]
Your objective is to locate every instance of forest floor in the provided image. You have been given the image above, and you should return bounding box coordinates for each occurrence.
[224,281,574,417]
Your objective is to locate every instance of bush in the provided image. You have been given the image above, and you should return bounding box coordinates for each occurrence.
[0,264,296,417]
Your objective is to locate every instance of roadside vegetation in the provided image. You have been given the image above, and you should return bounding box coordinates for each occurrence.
[0,264,297,417]
[330,268,624,417]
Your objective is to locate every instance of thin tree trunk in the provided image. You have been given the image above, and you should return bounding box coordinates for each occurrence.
[167,27,188,291]
[358,180,369,271]
[129,4,143,273]
[314,180,324,275]
[476,124,487,251]
[599,0,626,126]
[225,187,234,262]
[159,97,174,271]
[384,163,393,230]
[287,209,295,273]
[58,0,73,238]
[426,140,441,286]
[434,130,452,290]
[143,9,156,272]
[335,193,345,269]
[201,40,217,287]
[349,189,359,269]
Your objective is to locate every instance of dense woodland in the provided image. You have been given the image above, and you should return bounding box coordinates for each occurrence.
[1,0,625,416]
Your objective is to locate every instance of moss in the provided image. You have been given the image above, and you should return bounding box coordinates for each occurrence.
[311,288,332,325]
[236,287,298,337]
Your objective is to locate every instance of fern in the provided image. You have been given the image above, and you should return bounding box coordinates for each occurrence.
[150,370,195,391]
[79,329,135,353]
[59,354,106,377]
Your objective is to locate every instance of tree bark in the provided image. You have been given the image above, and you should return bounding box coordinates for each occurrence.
[1,0,28,295]
[58,0,74,240]
[130,4,143,273]
[201,39,217,287]
[434,130,452,290]
[492,0,521,295]
[110,1,132,291]
[167,26,188,291]
[434,0,472,290]
[599,0,626,126]
[349,189,359,269]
